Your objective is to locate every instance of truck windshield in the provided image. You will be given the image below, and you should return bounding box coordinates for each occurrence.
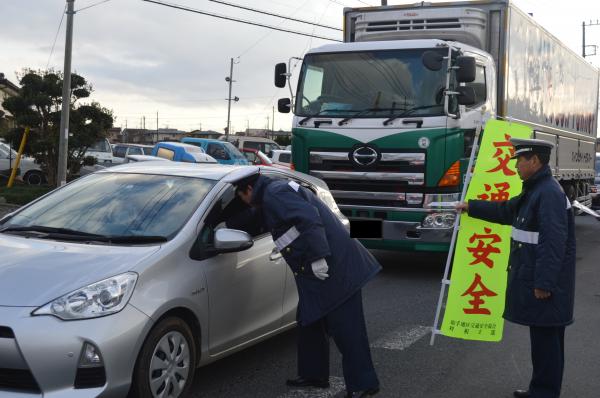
[296,49,447,118]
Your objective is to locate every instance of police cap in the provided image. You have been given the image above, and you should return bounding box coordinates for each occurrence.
[510,138,554,159]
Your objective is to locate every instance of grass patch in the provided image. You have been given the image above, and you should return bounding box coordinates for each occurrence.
[0,183,53,206]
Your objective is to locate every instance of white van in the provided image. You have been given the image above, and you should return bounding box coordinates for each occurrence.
[221,136,281,157]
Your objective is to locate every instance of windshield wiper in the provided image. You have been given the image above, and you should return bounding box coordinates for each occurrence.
[298,109,348,126]
[0,225,104,237]
[0,225,167,244]
[338,108,399,126]
[382,105,444,126]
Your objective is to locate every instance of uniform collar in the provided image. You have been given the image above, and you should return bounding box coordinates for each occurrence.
[523,165,552,190]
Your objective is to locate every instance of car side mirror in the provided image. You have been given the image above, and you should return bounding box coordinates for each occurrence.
[214,229,253,253]
[456,56,476,83]
[457,86,476,106]
[278,98,291,114]
[274,63,287,88]
[422,51,444,71]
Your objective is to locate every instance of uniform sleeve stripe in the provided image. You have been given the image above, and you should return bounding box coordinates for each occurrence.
[512,228,539,244]
[274,226,300,250]
[288,181,300,192]
[566,197,572,209]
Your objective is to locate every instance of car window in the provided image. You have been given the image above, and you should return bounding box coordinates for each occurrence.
[244,152,257,163]
[222,142,245,160]
[114,146,127,158]
[143,147,153,155]
[2,173,215,239]
[207,143,230,160]
[278,153,291,163]
[156,147,175,160]
[244,142,261,151]
[129,147,143,155]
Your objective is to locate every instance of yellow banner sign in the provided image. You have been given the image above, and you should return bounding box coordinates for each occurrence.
[441,119,532,342]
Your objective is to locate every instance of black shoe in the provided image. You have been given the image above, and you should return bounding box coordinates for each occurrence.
[345,387,380,397]
[513,390,531,398]
[286,377,330,389]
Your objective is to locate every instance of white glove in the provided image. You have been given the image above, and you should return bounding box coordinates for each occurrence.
[311,258,329,280]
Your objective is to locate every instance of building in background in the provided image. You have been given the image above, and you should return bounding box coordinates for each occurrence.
[0,73,20,134]
[187,130,222,139]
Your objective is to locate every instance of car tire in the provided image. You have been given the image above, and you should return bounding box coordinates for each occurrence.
[130,317,197,398]
[24,170,45,186]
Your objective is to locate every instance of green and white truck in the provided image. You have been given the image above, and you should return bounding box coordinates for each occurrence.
[274,0,598,252]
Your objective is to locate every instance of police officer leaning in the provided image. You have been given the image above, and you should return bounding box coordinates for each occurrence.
[232,173,381,398]
[457,138,576,398]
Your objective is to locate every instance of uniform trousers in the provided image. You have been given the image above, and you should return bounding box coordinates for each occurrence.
[529,326,565,398]
[297,290,379,393]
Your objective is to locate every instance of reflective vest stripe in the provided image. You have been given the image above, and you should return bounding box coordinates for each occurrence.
[274,226,300,251]
[512,228,539,244]
[288,181,300,192]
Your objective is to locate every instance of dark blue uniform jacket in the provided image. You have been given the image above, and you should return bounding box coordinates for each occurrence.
[248,176,381,326]
[468,166,576,327]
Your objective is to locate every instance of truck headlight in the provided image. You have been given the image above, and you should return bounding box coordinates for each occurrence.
[421,212,456,229]
[32,272,138,320]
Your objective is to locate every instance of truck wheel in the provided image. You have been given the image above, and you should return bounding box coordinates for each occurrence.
[24,170,45,186]
[130,317,197,398]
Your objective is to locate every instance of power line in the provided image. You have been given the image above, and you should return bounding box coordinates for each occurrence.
[46,4,67,69]
[141,0,342,42]
[76,0,113,12]
[206,0,341,31]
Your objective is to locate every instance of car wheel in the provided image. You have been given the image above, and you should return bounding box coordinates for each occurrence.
[131,317,197,398]
[24,170,45,186]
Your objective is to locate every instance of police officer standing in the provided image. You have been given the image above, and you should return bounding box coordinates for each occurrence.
[232,173,381,398]
[457,138,576,398]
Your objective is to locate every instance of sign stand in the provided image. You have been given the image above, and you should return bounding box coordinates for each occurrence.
[430,121,483,346]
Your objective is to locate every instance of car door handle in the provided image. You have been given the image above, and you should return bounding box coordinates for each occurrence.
[269,248,282,261]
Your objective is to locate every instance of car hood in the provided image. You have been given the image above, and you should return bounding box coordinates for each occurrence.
[0,234,160,306]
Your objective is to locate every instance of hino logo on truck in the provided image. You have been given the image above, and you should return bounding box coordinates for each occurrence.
[351,146,379,166]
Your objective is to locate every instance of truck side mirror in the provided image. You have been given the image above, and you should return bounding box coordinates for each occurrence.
[456,56,476,83]
[457,86,476,106]
[278,98,291,113]
[274,63,287,88]
[422,51,444,71]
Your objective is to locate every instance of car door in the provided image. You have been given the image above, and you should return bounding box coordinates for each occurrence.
[198,186,286,355]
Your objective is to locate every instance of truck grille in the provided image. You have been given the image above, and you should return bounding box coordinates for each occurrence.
[309,149,425,208]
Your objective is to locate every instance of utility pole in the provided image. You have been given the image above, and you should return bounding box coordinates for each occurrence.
[225,58,234,139]
[57,0,75,187]
[225,58,240,139]
[582,20,600,58]
[272,106,275,140]
[156,111,159,144]
[381,0,387,5]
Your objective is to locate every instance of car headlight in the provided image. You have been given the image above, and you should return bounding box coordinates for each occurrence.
[32,272,138,320]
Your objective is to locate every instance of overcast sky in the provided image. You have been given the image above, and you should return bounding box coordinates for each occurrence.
[2,0,600,133]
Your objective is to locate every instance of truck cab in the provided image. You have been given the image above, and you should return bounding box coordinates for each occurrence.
[275,0,598,252]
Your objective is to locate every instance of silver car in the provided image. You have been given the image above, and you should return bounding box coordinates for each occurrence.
[0,162,347,398]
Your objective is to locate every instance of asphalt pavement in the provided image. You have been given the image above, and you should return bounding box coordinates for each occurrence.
[188,215,600,398]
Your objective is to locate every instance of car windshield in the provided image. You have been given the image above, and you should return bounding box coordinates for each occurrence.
[88,139,112,153]
[296,49,447,118]
[143,147,153,155]
[223,142,246,160]
[1,173,215,240]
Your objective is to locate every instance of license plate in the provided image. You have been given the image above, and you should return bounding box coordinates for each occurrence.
[350,220,382,239]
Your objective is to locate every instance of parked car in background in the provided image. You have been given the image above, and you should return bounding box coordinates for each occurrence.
[0,163,347,398]
[271,149,292,168]
[241,148,288,170]
[112,144,154,164]
[221,136,281,157]
[0,141,46,185]
[181,137,248,165]
[124,154,170,163]
[151,141,217,164]
[86,138,116,166]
